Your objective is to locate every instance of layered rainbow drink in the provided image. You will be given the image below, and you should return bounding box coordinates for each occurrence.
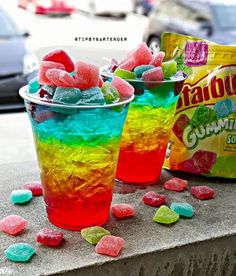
[20,50,134,230]
[102,43,185,185]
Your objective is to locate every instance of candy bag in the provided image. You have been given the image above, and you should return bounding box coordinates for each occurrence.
[162,33,236,178]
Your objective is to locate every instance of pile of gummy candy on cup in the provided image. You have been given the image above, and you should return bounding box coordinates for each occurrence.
[27,49,135,106]
[0,178,215,262]
[104,42,180,82]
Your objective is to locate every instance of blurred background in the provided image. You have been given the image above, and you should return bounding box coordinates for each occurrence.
[0,0,236,163]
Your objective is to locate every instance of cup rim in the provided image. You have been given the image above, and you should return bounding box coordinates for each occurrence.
[19,85,134,109]
[100,65,187,83]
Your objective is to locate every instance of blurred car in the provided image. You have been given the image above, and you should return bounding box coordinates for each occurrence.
[18,0,74,15]
[133,0,155,16]
[144,0,213,53]
[0,6,38,110]
[76,0,133,17]
[144,0,236,53]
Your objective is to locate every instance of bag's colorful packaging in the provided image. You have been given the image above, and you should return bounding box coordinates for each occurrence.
[162,33,236,178]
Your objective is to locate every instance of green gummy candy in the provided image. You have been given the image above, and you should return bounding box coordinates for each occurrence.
[161,60,177,79]
[10,189,32,204]
[29,77,40,94]
[170,202,193,218]
[53,87,82,104]
[134,65,154,78]
[101,81,120,103]
[5,243,35,262]
[114,68,137,80]
[190,105,217,128]
[153,205,179,224]
[81,226,111,244]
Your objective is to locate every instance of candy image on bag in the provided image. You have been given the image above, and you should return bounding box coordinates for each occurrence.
[162,33,236,178]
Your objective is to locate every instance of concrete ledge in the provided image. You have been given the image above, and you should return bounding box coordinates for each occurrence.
[0,161,236,276]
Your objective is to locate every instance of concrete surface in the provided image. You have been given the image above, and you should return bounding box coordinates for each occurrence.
[0,161,236,276]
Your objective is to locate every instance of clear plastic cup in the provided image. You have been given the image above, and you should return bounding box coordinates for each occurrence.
[19,86,134,230]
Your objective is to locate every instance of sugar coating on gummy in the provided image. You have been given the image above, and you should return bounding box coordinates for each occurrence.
[153,205,179,224]
[38,61,65,86]
[36,228,64,247]
[4,243,35,262]
[101,82,119,103]
[95,235,125,257]
[142,191,166,207]
[42,49,74,72]
[81,226,111,245]
[23,182,42,196]
[10,189,32,204]
[149,51,165,67]
[191,185,214,200]
[131,42,153,66]
[161,60,177,79]
[118,59,136,71]
[114,68,136,80]
[170,202,194,218]
[142,67,164,82]
[46,69,76,88]
[0,215,28,235]
[192,150,217,174]
[185,42,208,66]
[53,87,82,104]
[134,65,155,78]
[77,86,105,105]
[214,98,234,118]
[164,177,188,192]
[172,114,190,142]
[75,61,99,90]
[111,203,135,219]
[111,76,134,97]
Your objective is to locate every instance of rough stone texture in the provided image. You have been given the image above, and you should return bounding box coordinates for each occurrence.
[0,161,235,276]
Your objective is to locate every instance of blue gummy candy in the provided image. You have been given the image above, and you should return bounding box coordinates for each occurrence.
[53,87,82,104]
[134,65,155,78]
[10,189,32,204]
[214,98,234,118]
[77,86,105,105]
[29,77,40,94]
[5,243,35,262]
[170,202,193,218]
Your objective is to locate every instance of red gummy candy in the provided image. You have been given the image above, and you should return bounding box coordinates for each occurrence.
[149,51,165,67]
[46,69,76,88]
[177,158,201,174]
[109,58,118,72]
[36,228,63,247]
[42,49,74,73]
[39,61,65,86]
[23,182,43,196]
[131,42,153,66]
[172,114,190,142]
[164,177,188,192]
[95,235,125,257]
[98,76,104,88]
[0,215,27,235]
[142,191,166,207]
[111,203,135,219]
[74,61,99,90]
[192,150,217,174]
[118,59,136,71]
[191,185,214,200]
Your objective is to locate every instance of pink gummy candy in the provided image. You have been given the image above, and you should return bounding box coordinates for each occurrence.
[131,42,153,66]
[46,69,76,88]
[142,191,166,207]
[95,235,125,257]
[23,182,43,196]
[142,67,164,82]
[42,49,74,72]
[164,177,188,192]
[191,186,214,200]
[39,61,65,86]
[111,203,135,219]
[74,61,99,90]
[36,228,64,247]
[0,215,27,235]
[149,51,165,67]
[118,59,136,71]
[111,76,134,97]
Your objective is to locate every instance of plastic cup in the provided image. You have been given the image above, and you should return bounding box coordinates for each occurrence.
[101,68,185,185]
[19,86,134,230]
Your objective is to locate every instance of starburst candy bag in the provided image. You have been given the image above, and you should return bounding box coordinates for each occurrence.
[162,33,236,178]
